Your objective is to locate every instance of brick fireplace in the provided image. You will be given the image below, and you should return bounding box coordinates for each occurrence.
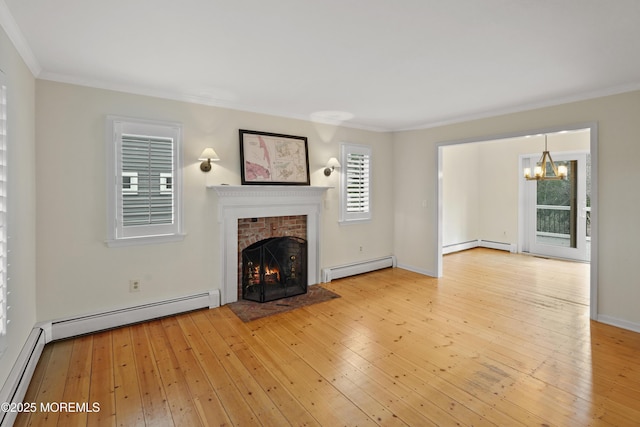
[237,215,307,300]
[210,185,330,305]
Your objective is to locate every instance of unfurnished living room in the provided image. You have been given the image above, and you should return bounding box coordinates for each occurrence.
[1,1,640,426]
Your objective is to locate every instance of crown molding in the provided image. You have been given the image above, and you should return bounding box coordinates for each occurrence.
[0,1,41,76]
[37,70,390,133]
[5,0,640,135]
[398,82,640,132]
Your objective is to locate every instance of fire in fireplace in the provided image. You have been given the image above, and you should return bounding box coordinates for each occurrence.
[242,236,307,303]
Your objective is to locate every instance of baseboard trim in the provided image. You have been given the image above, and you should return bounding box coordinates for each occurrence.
[0,328,45,427]
[396,263,438,278]
[51,289,220,341]
[443,239,516,255]
[597,314,640,334]
[443,240,479,255]
[322,256,397,282]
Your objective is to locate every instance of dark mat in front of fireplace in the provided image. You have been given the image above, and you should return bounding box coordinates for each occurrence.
[228,285,340,322]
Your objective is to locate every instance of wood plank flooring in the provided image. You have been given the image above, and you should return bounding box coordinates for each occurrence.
[15,248,640,426]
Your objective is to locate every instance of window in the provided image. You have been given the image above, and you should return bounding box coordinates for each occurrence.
[339,143,371,223]
[107,116,183,246]
[0,73,7,355]
[160,172,173,194]
[122,171,139,194]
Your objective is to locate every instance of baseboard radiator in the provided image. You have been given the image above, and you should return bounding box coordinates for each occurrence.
[0,328,46,427]
[322,255,397,282]
[443,239,516,255]
[49,290,220,341]
[0,290,220,426]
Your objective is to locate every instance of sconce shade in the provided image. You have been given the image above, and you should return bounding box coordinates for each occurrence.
[324,157,341,176]
[199,148,220,172]
[199,148,220,161]
[326,157,341,169]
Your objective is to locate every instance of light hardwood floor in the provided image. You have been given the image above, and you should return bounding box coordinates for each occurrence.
[15,248,640,426]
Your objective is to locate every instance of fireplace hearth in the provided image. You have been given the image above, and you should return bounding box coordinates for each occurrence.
[242,236,307,303]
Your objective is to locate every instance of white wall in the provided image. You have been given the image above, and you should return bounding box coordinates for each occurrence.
[0,26,37,388]
[443,132,590,248]
[394,90,640,327]
[35,80,394,321]
[442,143,480,247]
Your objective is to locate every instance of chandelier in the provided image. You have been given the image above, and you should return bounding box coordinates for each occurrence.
[523,135,567,181]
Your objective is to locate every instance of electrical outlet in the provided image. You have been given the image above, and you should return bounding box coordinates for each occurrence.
[359,245,363,252]
[129,279,141,292]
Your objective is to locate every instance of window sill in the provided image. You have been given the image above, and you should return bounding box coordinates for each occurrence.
[106,233,186,248]
[338,218,372,226]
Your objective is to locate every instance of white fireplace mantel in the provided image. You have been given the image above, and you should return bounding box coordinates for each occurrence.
[208,185,332,305]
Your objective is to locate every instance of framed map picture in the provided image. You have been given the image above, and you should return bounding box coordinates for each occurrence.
[239,129,310,185]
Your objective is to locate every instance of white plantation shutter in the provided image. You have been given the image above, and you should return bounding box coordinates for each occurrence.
[0,76,7,351]
[107,117,183,245]
[340,143,372,222]
[346,152,370,213]
[121,134,174,227]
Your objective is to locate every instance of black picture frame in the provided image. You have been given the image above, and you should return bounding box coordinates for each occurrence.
[239,129,310,185]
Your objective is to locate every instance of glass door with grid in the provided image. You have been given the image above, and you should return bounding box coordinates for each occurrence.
[524,152,589,262]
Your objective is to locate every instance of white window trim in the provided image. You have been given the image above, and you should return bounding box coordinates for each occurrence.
[339,142,372,224]
[106,116,184,247]
[0,71,8,356]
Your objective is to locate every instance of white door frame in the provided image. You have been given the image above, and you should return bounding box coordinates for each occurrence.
[521,151,589,261]
[436,123,598,320]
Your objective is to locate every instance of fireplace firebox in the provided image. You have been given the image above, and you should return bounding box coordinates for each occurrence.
[242,236,307,303]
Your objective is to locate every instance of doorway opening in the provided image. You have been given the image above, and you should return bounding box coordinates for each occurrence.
[437,124,597,319]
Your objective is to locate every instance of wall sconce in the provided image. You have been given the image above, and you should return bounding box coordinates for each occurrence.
[324,157,341,176]
[199,148,220,172]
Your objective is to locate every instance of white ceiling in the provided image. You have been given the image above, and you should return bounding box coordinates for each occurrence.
[3,0,640,131]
